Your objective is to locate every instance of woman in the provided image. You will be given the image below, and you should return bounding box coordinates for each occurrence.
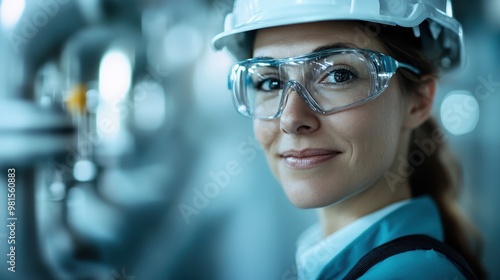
[212,0,485,279]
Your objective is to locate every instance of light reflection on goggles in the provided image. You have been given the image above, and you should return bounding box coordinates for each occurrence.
[228,48,420,119]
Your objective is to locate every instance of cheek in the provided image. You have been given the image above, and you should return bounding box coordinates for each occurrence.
[253,120,281,177]
[253,119,279,149]
[336,88,405,171]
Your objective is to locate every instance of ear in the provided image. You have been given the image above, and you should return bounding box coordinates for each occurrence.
[403,75,436,129]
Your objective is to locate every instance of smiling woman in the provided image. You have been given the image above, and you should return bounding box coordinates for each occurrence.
[212,0,485,279]
[250,22,414,211]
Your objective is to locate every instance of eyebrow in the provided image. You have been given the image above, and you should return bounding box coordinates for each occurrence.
[253,55,274,60]
[312,43,358,53]
[253,42,358,60]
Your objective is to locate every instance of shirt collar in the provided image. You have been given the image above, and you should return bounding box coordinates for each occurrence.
[295,196,441,280]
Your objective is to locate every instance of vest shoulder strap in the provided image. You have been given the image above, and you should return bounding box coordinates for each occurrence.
[317,234,478,280]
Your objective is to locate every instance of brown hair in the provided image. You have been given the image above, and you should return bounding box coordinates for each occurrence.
[374,22,487,279]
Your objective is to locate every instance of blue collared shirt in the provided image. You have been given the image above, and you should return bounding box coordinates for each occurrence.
[296,196,466,279]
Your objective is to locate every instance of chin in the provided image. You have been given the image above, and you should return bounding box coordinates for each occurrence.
[282,180,353,209]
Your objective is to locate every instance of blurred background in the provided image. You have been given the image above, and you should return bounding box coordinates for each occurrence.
[0,0,497,279]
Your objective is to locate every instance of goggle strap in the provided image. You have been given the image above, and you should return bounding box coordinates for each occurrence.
[379,55,421,75]
[380,55,398,74]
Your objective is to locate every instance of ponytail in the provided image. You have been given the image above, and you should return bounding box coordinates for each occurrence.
[372,23,487,279]
[409,118,486,279]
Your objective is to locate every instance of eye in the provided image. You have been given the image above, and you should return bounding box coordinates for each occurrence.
[256,78,283,92]
[320,68,358,85]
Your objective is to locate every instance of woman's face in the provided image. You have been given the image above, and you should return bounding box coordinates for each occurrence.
[253,21,412,208]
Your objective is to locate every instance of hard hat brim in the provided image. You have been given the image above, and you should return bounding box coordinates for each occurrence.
[211,3,464,70]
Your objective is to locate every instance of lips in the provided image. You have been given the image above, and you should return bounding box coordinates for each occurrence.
[280,148,341,169]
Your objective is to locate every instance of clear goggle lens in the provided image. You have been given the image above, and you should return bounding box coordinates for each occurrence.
[229,48,419,119]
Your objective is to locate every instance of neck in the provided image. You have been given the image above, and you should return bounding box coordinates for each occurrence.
[318,178,412,237]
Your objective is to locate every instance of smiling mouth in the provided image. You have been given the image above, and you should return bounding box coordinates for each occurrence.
[280,149,341,170]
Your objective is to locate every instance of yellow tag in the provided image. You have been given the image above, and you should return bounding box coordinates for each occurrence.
[66,84,87,114]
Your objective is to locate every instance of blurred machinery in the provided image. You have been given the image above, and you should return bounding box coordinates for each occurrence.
[0,0,208,279]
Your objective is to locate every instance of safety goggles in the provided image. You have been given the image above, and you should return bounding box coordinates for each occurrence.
[228,48,420,119]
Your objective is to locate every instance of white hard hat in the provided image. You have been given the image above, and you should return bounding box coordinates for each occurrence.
[212,0,464,70]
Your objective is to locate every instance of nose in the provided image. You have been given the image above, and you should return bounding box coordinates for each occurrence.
[279,83,320,135]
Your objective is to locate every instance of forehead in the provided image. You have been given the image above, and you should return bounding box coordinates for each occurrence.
[253,21,388,59]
